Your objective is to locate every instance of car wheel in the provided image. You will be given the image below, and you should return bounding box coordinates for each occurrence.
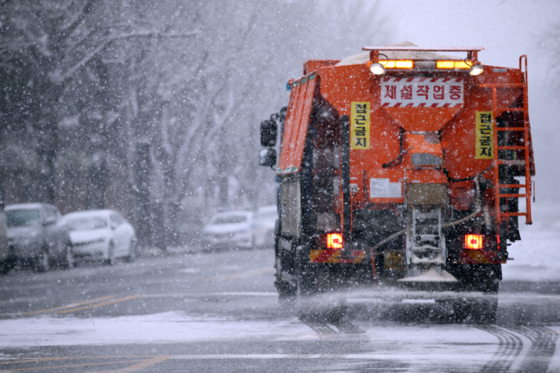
[125,239,136,263]
[36,246,50,272]
[62,245,74,270]
[0,261,9,275]
[104,242,115,266]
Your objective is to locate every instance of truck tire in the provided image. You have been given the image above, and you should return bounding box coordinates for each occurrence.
[295,246,316,296]
[275,256,296,300]
[451,295,497,324]
[451,275,499,323]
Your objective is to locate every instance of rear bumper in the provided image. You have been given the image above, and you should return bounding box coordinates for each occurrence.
[202,233,253,248]
[71,241,108,258]
[309,249,367,264]
[460,250,506,265]
[8,240,41,260]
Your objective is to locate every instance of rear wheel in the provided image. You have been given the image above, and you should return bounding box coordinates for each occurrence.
[0,260,12,275]
[36,247,50,272]
[125,239,136,263]
[104,243,115,266]
[451,277,499,324]
[451,295,497,324]
[61,245,74,270]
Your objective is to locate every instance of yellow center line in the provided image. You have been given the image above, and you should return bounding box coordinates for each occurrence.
[92,356,171,373]
[0,360,144,372]
[0,357,159,365]
[17,295,116,316]
[56,295,142,314]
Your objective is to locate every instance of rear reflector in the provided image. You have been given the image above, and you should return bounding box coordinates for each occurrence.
[326,233,343,249]
[465,234,483,250]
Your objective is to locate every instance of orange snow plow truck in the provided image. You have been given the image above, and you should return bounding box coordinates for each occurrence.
[259,43,535,321]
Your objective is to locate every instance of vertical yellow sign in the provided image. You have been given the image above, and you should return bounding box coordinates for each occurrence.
[475,111,494,159]
[351,102,370,150]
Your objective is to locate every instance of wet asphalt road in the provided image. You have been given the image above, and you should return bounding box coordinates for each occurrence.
[0,247,559,373]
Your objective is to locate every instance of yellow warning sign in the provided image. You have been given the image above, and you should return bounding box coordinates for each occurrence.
[351,102,370,150]
[475,111,494,159]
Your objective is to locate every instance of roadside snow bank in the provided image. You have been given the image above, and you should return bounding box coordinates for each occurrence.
[503,224,560,282]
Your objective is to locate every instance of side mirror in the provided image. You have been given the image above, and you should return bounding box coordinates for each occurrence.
[259,148,277,167]
[260,120,277,147]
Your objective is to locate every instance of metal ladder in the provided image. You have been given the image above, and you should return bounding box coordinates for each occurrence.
[480,55,533,226]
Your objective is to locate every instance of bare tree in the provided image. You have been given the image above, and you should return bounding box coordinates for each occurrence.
[0,0,197,204]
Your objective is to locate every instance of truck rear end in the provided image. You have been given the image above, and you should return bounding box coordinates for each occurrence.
[259,44,535,321]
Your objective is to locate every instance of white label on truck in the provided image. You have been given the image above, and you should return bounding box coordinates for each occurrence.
[381,77,464,108]
[370,178,402,198]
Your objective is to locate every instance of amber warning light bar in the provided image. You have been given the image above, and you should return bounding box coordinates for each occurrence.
[364,46,485,76]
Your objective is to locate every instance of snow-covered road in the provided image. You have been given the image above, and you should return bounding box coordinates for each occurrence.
[0,241,559,372]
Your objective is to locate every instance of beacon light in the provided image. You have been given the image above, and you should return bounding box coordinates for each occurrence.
[370,62,385,75]
[469,63,484,76]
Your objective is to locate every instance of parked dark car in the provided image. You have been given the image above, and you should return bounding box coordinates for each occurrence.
[0,208,9,274]
[6,203,72,272]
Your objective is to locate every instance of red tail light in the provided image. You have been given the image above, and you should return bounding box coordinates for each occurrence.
[465,234,483,250]
[326,233,343,249]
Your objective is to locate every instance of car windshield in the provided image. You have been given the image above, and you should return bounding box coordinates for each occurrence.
[211,215,247,225]
[7,209,41,227]
[65,216,107,230]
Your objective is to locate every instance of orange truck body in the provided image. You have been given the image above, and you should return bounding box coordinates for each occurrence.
[267,45,534,299]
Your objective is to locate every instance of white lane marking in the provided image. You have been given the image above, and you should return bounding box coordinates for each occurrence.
[171,354,382,359]
[179,268,200,273]
[203,267,274,281]
[143,292,277,297]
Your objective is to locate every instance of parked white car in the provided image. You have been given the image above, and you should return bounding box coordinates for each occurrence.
[201,211,255,249]
[61,210,136,265]
[253,205,277,248]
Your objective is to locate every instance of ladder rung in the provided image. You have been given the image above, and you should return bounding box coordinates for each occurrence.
[498,146,525,150]
[498,108,524,112]
[499,193,527,198]
[501,212,528,217]
[499,184,527,189]
[498,160,525,166]
[479,83,525,88]
[497,127,527,131]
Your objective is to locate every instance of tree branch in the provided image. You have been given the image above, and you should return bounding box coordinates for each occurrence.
[60,29,199,83]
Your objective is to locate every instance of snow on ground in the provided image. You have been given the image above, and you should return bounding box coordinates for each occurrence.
[0,311,493,348]
[503,222,560,282]
[0,311,500,371]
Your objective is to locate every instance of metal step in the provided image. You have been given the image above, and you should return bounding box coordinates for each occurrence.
[498,184,527,189]
[497,127,527,131]
[498,160,525,166]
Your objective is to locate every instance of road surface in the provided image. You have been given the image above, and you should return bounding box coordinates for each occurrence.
[0,247,559,372]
